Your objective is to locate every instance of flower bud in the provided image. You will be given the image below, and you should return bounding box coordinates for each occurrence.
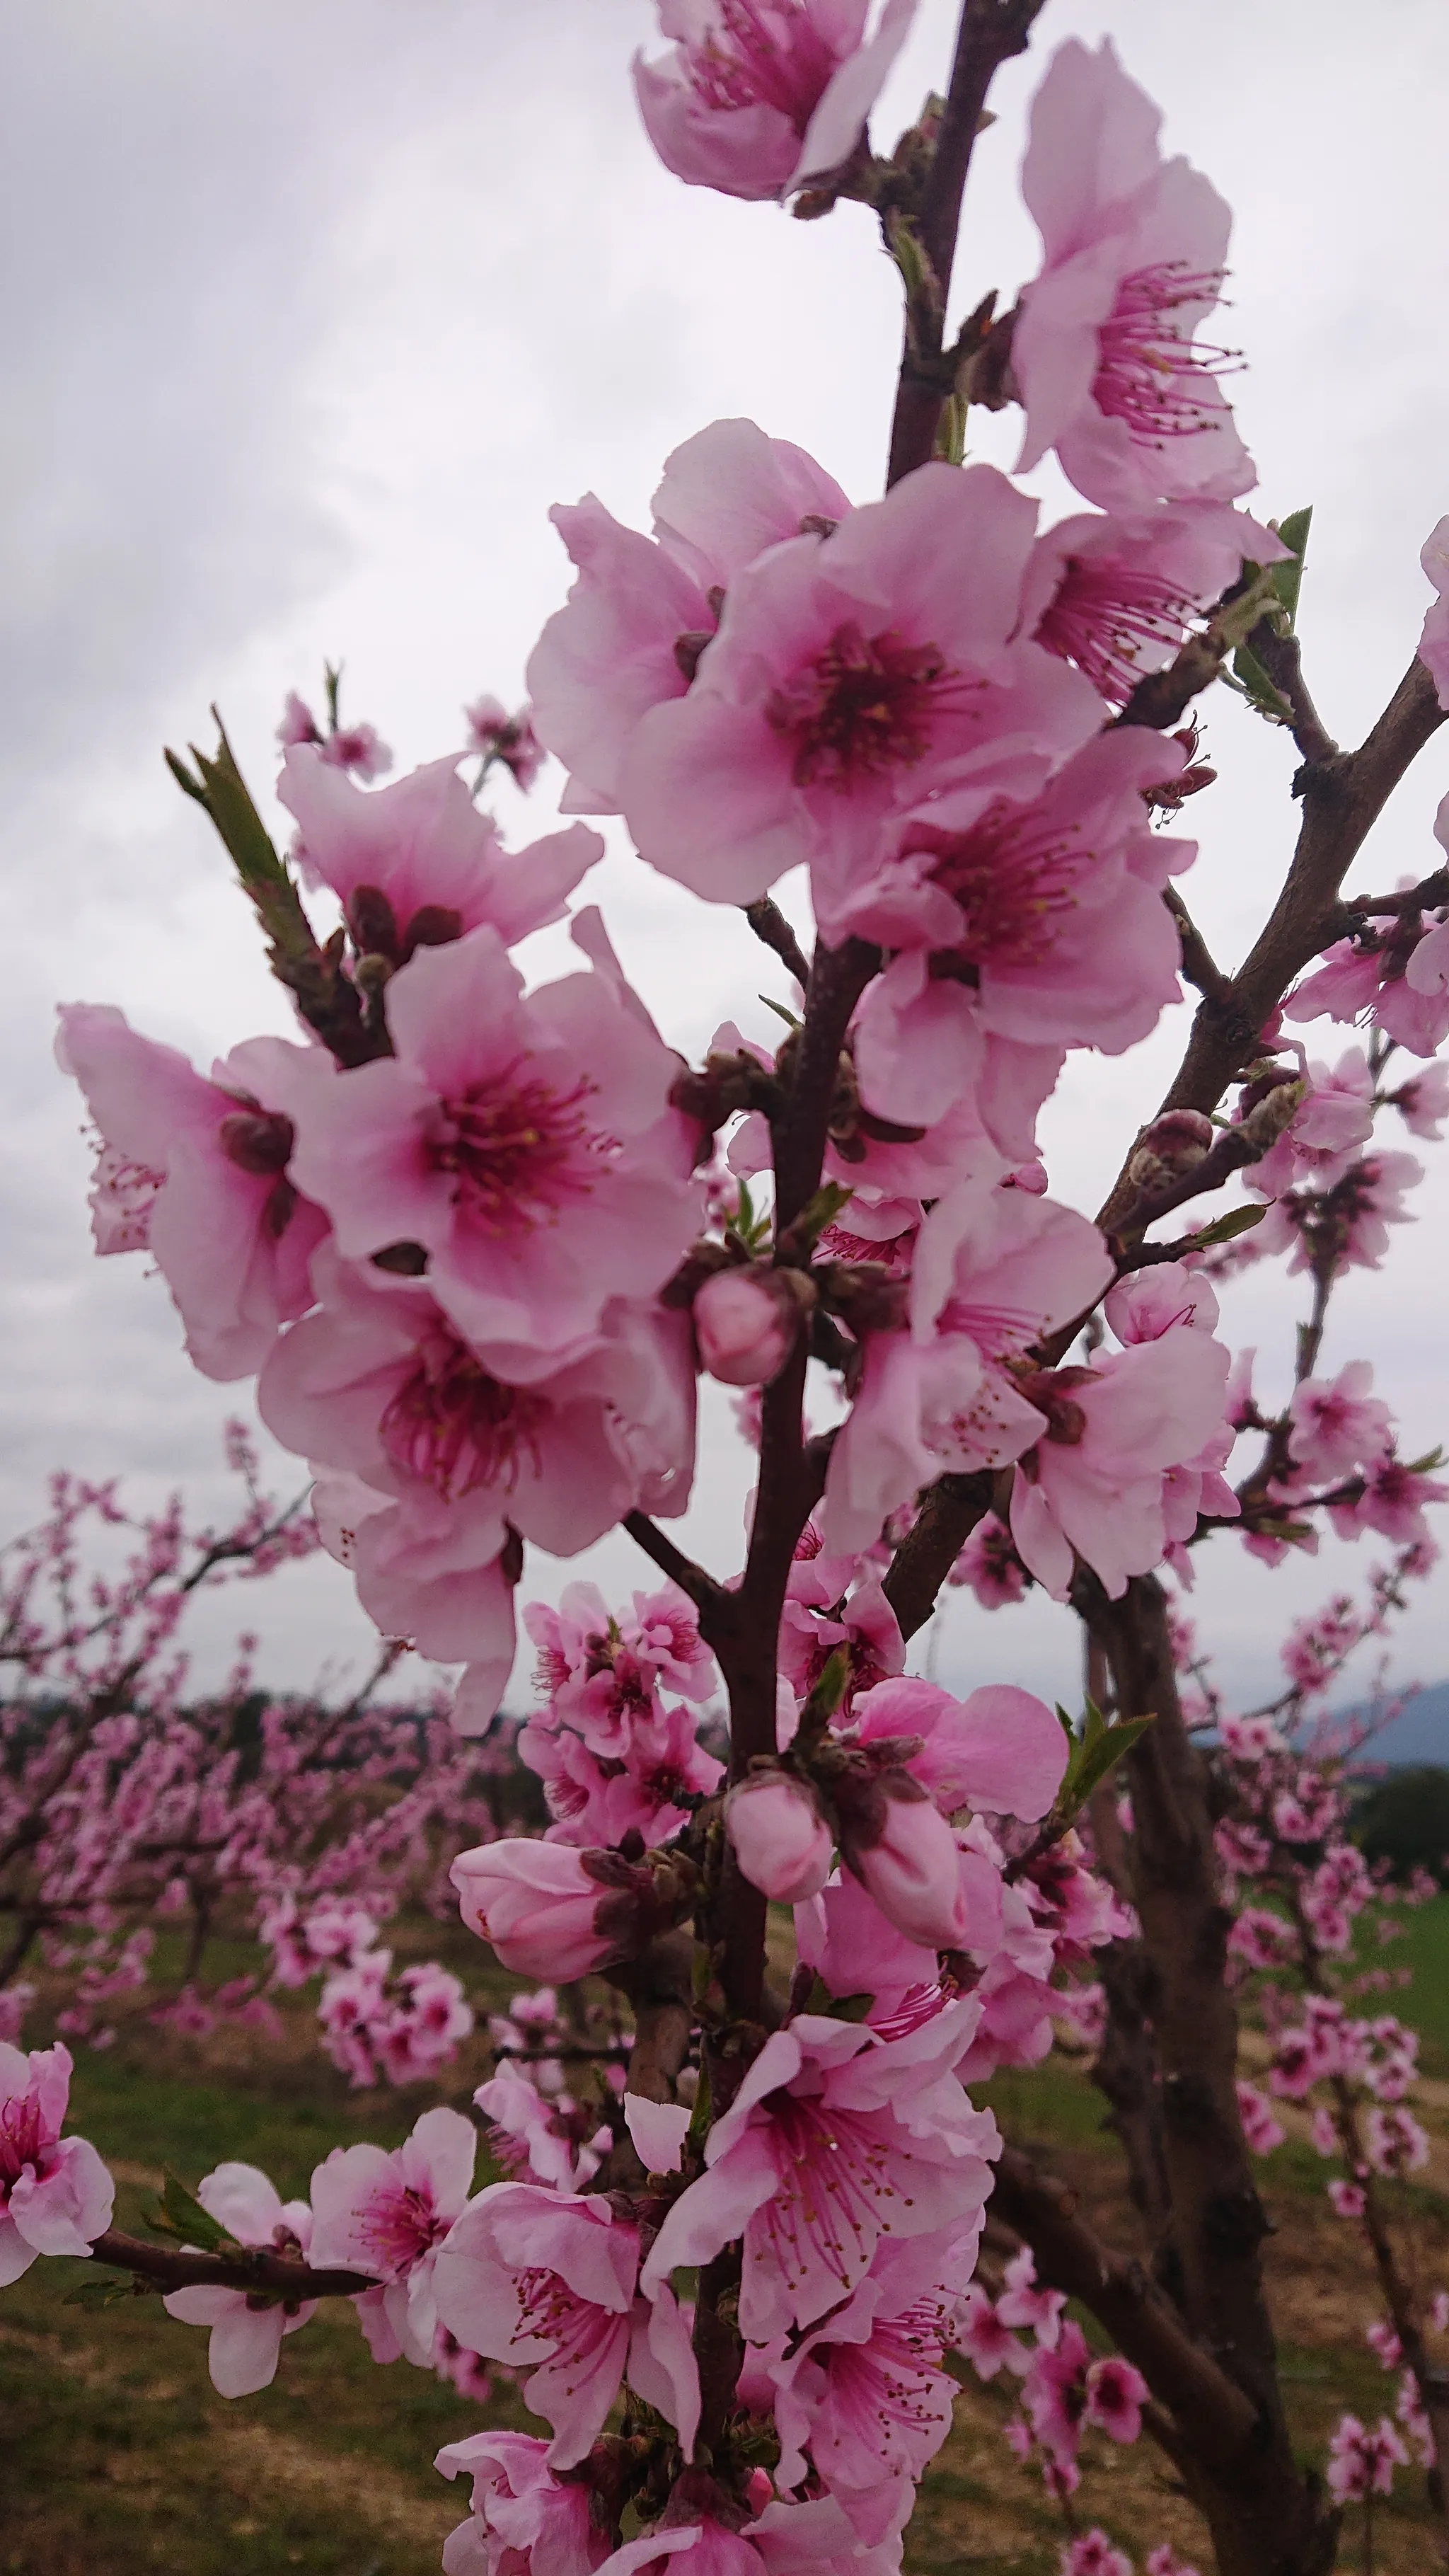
[693,1265,807,1388]
[451,1842,620,1981]
[842,1771,974,1950]
[1126,1109,1214,1195]
[725,1770,833,1903]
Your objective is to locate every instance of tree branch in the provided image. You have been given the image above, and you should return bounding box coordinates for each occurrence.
[743,898,811,994]
[90,2229,374,2301]
[885,0,1049,487]
[882,1470,995,1642]
[622,1514,737,1647]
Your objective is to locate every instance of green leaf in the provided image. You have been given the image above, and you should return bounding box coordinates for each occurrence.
[1269,507,1313,629]
[1227,510,1312,720]
[799,1645,852,1732]
[1403,1447,1445,1476]
[1068,1714,1154,1807]
[758,994,801,1029]
[1182,1201,1269,1252]
[149,2171,230,2253]
[778,1180,853,1258]
[64,2274,146,2310]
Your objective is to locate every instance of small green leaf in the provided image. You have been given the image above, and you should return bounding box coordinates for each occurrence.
[150,2171,229,2253]
[778,1180,853,1258]
[64,2274,146,2310]
[1268,507,1313,630]
[1069,1714,1154,1807]
[799,1645,852,1732]
[758,994,801,1029]
[1404,1447,1445,1476]
[1182,1202,1269,1252]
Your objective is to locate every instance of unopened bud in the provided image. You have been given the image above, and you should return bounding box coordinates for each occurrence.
[1126,1110,1214,1195]
[725,1770,833,1903]
[693,1265,812,1388]
[839,1771,974,1950]
[1238,1079,1306,1156]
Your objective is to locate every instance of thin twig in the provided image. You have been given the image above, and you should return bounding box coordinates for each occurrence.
[743,898,811,994]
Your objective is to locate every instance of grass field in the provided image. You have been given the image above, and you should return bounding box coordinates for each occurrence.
[5,1902,1449,2575]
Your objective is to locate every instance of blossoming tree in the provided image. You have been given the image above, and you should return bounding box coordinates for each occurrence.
[9,4,1449,2572]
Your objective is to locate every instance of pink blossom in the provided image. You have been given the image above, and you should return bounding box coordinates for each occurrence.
[623,2096,691,2178]
[1418,517,1449,707]
[622,459,1102,907]
[1386,1058,1449,1139]
[950,1514,1027,1608]
[1366,2321,1402,2371]
[1010,1325,1231,1602]
[309,2105,476,2364]
[850,1677,1068,1822]
[1014,40,1254,512]
[693,1265,802,1386]
[727,1771,834,1902]
[525,1696,723,1851]
[641,2004,998,2339]
[768,2232,963,2543]
[1366,2105,1431,2175]
[1022,500,1269,706]
[956,2282,1029,2380]
[1326,2412,1408,2503]
[279,918,700,1369]
[1146,2551,1201,2576]
[277,691,392,778]
[432,2181,698,2466]
[0,2040,113,2284]
[1104,1261,1219,1346]
[841,731,1194,1121]
[1245,1049,1374,1200]
[1021,2317,1090,2463]
[161,2163,315,2396]
[260,1252,694,1688]
[823,1173,1112,1555]
[1327,2180,1367,2219]
[995,2245,1066,2349]
[1061,2537,1133,2576]
[278,749,599,958]
[777,1565,904,1708]
[452,1842,626,1980]
[794,1870,950,2025]
[842,1775,986,1953]
[473,2066,611,2198]
[1287,1360,1392,1484]
[1236,2081,1286,2157]
[57,1004,328,1381]
[463,696,546,790]
[434,2427,611,2576]
[528,420,850,815]
[633,1,919,204]
[1084,2354,1148,2443]
[1329,1454,1448,1550]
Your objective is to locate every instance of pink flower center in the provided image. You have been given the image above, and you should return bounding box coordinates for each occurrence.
[358,2183,446,2277]
[1036,556,1196,704]
[1092,261,1238,447]
[0,2093,48,2192]
[432,1061,603,1236]
[907,801,1085,970]
[767,623,965,790]
[380,1331,548,1502]
[683,1,836,127]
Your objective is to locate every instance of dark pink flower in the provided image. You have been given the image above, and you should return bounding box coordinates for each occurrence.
[1083,2354,1148,2444]
[57,1004,328,1382]
[1014,40,1255,512]
[463,696,546,790]
[622,461,1101,907]
[279,916,700,1369]
[633,1,918,204]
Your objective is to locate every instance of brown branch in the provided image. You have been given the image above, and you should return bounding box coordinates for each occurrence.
[885,0,1049,487]
[991,2145,1258,2466]
[622,1514,737,1648]
[1099,654,1446,1237]
[1239,616,1339,769]
[882,1470,994,1643]
[1164,887,1232,1004]
[743,898,811,994]
[1116,631,1227,734]
[91,2229,374,2301]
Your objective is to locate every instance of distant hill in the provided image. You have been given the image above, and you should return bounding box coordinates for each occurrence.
[1341,1681,1449,1769]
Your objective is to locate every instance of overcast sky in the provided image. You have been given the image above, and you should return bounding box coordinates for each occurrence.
[5,0,1449,1727]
